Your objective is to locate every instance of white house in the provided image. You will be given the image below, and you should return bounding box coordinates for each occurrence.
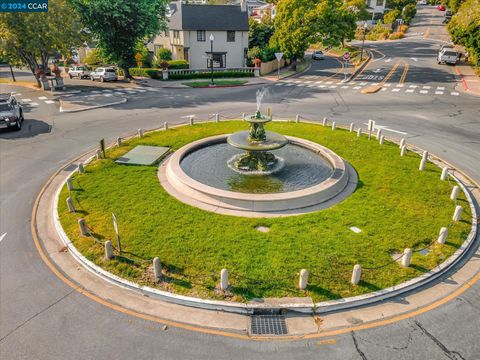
[148,1,249,69]
[365,0,386,16]
[251,3,276,22]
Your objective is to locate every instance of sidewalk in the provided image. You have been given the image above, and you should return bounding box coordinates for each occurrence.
[454,61,480,96]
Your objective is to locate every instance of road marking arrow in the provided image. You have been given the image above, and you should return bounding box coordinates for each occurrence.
[410,57,418,62]
[363,123,408,135]
[385,58,392,63]
[373,68,382,73]
[0,233,6,244]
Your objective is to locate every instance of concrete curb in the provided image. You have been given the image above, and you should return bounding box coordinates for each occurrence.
[59,98,127,113]
[51,120,478,314]
[344,51,372,83]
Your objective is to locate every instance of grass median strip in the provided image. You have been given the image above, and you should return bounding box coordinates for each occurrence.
[58,122,471,302]
[183,80,248,88]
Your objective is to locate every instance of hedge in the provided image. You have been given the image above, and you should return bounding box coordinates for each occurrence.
[168,71,254,80]
[167,60,189,69]
[129,68,161,79]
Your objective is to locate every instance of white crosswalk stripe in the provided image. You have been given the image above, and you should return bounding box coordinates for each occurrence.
[451,92,459,96]
[437,86,445,90]
[38,96,47,100]
[420,90,428,94]
[45,100,55,104]
[392,88,401,92]
[21,98,32,102]
[406,89,414,93]
[435,91,444,95]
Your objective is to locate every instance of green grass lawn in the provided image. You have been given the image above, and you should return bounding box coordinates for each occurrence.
[183,80,248,88]
[58,122,472,302]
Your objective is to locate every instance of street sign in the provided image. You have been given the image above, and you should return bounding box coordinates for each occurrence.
[343,52,350,61]
[275,52,284,61]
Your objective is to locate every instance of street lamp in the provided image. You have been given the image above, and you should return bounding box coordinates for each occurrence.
[209,33,214,86]
[360,23,368,62]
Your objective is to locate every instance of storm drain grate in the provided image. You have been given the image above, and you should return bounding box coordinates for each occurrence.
[250,315,288,335]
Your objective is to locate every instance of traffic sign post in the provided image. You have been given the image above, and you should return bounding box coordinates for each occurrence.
[275,52,284,80]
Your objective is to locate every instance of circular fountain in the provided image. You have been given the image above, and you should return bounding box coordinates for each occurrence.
[226,110,288,174]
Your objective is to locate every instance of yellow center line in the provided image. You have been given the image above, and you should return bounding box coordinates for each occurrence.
[399,63,410,84]
[380,62,400,85]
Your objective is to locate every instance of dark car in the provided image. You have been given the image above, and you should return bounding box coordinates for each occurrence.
[0,94,24,131]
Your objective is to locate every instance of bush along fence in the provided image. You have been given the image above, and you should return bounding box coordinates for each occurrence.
[62,115,475,300]
[128,67,256,80]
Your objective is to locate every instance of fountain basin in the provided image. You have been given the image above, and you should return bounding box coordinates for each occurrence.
[227,130,288,152]
[159,134,356,216]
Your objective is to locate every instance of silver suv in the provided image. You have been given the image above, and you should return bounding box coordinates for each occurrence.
[0,94,24,131]
[90,67,118,82]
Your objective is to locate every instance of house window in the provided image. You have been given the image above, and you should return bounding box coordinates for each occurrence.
[173,30,180,39]
[227,31,235,42]
[197,30,206,42]
[206,52,226,68]
[376,0,383,6]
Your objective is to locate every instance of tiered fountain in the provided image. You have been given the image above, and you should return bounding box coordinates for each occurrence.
[160,89,356,216]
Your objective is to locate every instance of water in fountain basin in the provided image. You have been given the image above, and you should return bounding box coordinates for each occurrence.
[180,142,334,194]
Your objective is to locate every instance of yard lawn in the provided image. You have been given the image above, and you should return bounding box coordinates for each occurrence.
[58,121,472,302]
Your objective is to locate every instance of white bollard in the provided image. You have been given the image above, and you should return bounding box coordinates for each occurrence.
[242,112,246,120]
[299,269,309,290]
[78,218,88,236]
[402,248,413,267]
[116,137,122,147]
[399,138,405,149]
[419,158,427,171]
[379,135,384,145]
[295,114,300,123]
[351,264,361,285]
[349,123,355,132]
[67,178,73,191]
[331,122,336,130]
[450,186,460,201]
[78,163,85,173]
[95,149,102,160]
[164,121,169,130]
[376,129,382,140]
[66,197,75,213]
[422,151,428,162]
[357,128,362,137]
[189,117,194,126]
[153,257,162,280]
[453,205,463,221]
[220,268,229,290]
[367,119,375,131]
[138,128,144,138]
[400,145,407,156]
[215,113,219,123]
[105,240,114,260]
[437,227,449,244]
[322,117,327,126]
[440,167,449,181]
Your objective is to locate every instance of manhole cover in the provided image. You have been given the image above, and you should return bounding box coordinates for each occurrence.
[250,315,288,335]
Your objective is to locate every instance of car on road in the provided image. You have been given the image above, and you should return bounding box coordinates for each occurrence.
[312,50,325,60]
[0,94,24,131]
[90,67,118,82]
[437,4,446,10]
[418,0,427,4]
[437,48,458,65]
[68,66,90,79]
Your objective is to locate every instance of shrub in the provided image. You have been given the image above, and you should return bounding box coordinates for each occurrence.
[389,32,405,40]
[167,60,189,69]
[398,24,409,33]
[247,46,262,61]
[402,4,417,24]
[129,68,161,79]
[156,48,172,61]
[384,9,401,24]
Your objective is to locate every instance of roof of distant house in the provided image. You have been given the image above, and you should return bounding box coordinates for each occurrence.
[168,2,249,31]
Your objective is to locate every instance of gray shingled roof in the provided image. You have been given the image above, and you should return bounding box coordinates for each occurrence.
[168,2,249,31]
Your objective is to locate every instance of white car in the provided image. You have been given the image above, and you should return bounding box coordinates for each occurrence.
[90,67,118,82]
[68,66,90,79]
[437,48,458,65]
[419,0,427,5]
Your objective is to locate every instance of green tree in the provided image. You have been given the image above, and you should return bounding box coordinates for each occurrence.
[314,0,357,48]
[0,0,87,86]
[386,0,416,11]
[248,16,275,48]
[71,0,168,79]
[84,48,111,67]
[448,0,465,13]
[156,48,172,61]
[270,0,316,66]
[402,4,417,24]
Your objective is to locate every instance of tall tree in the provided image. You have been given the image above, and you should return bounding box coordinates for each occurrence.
[270,0,316,66]
[71,0,168,79]
[315,0,357,48]
[0,0,87,86]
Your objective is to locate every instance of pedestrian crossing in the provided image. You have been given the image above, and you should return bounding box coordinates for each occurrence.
[273,78,461,97]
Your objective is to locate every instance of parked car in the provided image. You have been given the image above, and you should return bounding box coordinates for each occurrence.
[442,15,451,23]
[445,9,452,16]
[418,0,427,5]
[437,48,458,65]
[312,50,325,60]
[437,4,446,10]
[90,67,117,82]
[68,66,90,79]
[0,93,24,131]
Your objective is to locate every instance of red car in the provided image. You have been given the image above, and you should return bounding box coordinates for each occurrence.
[437,4,446,10]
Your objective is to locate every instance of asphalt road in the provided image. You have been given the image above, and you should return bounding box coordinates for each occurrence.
[1,7,479,360]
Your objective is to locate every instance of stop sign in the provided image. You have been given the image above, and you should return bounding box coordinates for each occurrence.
[343,52,350,61]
